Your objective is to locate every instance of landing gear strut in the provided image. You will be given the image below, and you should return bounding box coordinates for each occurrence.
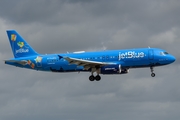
[89,67,101,81]
[150,66,155,77]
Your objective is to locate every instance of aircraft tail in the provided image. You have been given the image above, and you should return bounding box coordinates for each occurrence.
[6,30,39,58]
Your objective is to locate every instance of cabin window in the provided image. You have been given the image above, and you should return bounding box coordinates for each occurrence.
[106,56,109,59]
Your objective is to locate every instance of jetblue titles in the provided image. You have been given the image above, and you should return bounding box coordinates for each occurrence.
[119,51,145,60]
[16,48,29,54]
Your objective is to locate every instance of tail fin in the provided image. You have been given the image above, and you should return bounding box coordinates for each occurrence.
[6,30,39,58]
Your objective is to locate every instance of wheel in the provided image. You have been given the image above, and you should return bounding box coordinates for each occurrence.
[89,75,95,81]
[95,75,101,81]
[151,73,155,77]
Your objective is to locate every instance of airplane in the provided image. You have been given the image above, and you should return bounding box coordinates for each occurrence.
[5,30,176,81]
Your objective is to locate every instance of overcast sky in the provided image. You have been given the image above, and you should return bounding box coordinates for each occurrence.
[0,0,180,120]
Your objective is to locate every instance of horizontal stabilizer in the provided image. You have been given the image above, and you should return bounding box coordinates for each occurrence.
[5,60,28,65]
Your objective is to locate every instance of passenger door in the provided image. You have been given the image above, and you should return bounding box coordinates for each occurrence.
[148,49,154,60]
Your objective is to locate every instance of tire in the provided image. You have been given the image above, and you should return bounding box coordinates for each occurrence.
[89,75,95,81]
[95,75,101,81]
[151,73,155,77]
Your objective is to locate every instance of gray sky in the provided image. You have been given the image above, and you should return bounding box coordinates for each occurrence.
[0,0,180,120]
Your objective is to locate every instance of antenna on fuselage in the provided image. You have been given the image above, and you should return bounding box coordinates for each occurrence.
[101,42,107,51]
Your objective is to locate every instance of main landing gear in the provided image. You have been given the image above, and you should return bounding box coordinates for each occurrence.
[89,67,101,81]
[89,75,101,81]
[150,66,155,77]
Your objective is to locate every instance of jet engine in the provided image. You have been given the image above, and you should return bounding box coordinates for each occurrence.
[100,65,129,74]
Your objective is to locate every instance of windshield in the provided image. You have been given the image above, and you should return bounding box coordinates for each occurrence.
[160,51,169,56]
[164,52,168,54]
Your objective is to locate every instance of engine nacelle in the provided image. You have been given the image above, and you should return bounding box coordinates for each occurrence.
[100,65,129,74]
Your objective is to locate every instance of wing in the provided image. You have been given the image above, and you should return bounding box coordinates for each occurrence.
[63,56,116,70]
[5,60,28,65]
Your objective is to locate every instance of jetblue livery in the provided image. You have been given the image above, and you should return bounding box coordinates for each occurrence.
[5,30,176,81]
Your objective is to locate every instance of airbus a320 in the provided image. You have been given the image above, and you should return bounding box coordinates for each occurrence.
[5,30,176,81]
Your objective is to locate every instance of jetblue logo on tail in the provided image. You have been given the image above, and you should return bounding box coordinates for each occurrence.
[16,49,29,54]
[7,31,39,58]
[16,41,29,54]
[11,34,29,54]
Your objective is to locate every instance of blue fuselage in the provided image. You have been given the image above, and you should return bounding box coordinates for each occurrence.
[5,48,175,73]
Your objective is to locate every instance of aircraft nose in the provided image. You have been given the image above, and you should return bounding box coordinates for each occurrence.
[169,55,176,63]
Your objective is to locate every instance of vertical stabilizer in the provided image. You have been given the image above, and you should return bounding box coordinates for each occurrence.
[6,30,39,58]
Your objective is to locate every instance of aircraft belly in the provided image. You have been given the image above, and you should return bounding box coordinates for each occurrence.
[44,64,84,72]
[122,60,151,68]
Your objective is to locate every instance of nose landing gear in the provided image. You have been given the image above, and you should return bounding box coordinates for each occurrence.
[150,66,155,77]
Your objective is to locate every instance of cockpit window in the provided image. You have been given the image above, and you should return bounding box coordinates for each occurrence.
[160,51,169,56]
[164,52,168,54]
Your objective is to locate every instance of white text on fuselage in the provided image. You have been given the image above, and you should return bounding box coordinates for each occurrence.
[119,51,145,60]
